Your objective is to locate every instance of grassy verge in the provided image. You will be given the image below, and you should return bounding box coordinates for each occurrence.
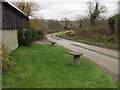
[3,44,118,88]
[57,32,118,49]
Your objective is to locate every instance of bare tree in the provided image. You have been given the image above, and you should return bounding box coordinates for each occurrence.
[87,0,106,25]
[13,0,40,17]
[76,17,83,28]
[12,0,44,31]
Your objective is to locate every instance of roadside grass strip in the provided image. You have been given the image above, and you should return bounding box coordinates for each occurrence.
[57,32,118,49]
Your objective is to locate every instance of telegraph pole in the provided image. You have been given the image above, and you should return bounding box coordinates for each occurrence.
[118,1,120,14]
[118,1,120,32]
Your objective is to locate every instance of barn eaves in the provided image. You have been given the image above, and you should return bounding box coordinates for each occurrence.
[0,0,28,19]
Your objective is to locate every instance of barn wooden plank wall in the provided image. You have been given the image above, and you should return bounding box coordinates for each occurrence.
[0,2,2,86]
[0,1,2,30]
[2,2,29,30]
[0,1,29,52]
[0,1,2,54]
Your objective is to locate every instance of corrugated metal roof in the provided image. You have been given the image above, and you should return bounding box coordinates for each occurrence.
[0,0,28,18]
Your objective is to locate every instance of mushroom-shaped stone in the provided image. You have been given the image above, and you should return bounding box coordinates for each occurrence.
[50,41,56,46]
[70,51,83,65]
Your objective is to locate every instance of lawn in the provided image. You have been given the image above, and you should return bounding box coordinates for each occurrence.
[3,44,118,88]
[57,32,118,49]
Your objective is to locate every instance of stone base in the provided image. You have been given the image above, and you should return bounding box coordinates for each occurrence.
[73,55,80,65]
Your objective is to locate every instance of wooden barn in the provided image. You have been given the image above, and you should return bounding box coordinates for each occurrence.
[0,0,29,52]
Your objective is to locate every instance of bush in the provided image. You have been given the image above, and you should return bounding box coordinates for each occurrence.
[106,36,118,43]
[108,14,120,33]
[18,29,25,46]
[18,28,44,46]
[2,45,16,72]
[24,29,33,46]
[37,30,44,40]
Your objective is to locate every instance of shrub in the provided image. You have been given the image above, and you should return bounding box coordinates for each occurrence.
[24,29,33,46]
[37,30,44,40]
[106,36,118,43]
[2,45,16,72]
[108,14,120,33]
[18,28,44,46]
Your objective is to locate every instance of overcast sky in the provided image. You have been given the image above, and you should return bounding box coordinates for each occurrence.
[13,0,119,20]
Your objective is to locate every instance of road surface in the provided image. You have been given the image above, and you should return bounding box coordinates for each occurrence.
[46,33,119,81]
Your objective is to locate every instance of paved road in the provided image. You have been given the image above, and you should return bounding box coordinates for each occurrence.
[46,33,119,81]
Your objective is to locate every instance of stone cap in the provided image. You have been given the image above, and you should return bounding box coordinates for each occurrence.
[50,41,56,43]
[70,51,83,56]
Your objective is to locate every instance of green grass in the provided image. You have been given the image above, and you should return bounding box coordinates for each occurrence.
[57,32,118,49]
[3,44,118,88]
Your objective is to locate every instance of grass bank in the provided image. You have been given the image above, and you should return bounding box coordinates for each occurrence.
[3,44,118,88]
[57,32,118,49]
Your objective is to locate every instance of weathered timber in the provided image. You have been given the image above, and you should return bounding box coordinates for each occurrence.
[0,1,2,30]
[2,2,29,30]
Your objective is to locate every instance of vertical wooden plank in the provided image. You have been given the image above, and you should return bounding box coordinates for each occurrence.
[0,1,2,30]
[1,2,29,30]
[0,2,2,84]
